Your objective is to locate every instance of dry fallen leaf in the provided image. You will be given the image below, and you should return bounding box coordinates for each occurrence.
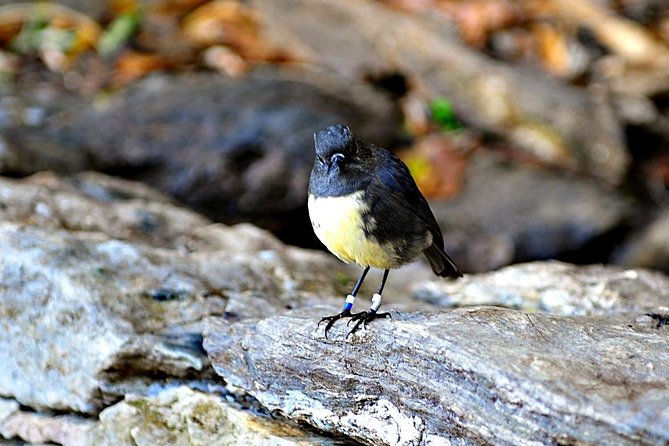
[0,3,102,71]
[111,49,171,86]
[437,0,523,47]
[399,133,474,199]
[202,45,247,77]
[0,3,101,52]
[182,0,296,62]
[149,0,209,16]
[533,22,571,77]
[549,0,669,66]
[183,1,262,58]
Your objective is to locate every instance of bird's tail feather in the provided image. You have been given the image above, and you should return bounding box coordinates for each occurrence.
[424,244,462,278]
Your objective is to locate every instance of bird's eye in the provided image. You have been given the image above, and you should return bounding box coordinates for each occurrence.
[330,153,345,165]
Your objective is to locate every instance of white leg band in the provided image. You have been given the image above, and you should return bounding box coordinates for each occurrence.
[343,294,356,311]
[370,293,382,312]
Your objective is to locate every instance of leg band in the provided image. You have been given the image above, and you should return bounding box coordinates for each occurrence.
[370,293,382,312]
[343,294,355,311]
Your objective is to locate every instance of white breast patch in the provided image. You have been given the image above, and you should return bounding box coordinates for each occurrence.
[308,192,401,269]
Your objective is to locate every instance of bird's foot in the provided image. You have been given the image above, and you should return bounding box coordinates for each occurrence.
[318,309,353,338]
[346,309,391,338]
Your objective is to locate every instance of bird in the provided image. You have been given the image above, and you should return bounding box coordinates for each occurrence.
[308,124,462,338]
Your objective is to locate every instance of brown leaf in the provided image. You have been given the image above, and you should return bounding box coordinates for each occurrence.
[399,133,475,199]
[111,50,171,86]
[182,0,298,63]
[0,3,101,51]
[202,45,248,77]
[149,0,209,16]
[183,1,257,46]
[438,0,523,47]
[533,22,572,77]
[549,0,669,66]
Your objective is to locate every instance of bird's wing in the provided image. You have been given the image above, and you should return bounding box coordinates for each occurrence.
[374,150,445,248]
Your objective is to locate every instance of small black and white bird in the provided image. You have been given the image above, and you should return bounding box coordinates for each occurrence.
[308,124,462,337]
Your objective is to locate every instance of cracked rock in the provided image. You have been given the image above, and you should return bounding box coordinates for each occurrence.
[204,263,669,445]
[0,173,350,414]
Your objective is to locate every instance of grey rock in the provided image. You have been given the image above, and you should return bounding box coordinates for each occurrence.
[0,171,282,252]
[0,171,438,302]
[205,292,669,445]
[3,168,662,445]
[613,209,669,274]
[0,398,93,446]
[0,220,216,413]
[0,173,353,414]
[88,386,343,446]
[430,153,632,272]
[1,387,343,446]
[411,261,669,316]
[252,0,629,183]
[0,401,18,426]
[1,69,403,227]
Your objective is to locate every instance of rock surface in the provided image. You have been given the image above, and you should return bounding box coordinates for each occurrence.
[0,398,93,446]
[205,309,669,446]
[1,387,345,446]
[0,172,352,414]
[412,261,669,316]
[205,262,669,446]
[0,171,377,445]
[613,209,669,274]
[430,153,632,272]
[88,386,343,446]
[1,169,669,445]
[0,69,403,231]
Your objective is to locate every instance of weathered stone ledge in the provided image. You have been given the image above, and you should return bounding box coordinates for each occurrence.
[205,305,669,445]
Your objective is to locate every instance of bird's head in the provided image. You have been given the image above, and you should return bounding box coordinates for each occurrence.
[313,124,365,173]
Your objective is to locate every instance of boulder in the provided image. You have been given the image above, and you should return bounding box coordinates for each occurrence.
[1,169,668,445]
[0,172,350,414]
[204,262,669,446]
[0,398,92,446]
[1,387,342,446]
[412,261,669,316]
[88,386,342,446]
[430,153,632,272]
[613,209,669,274]
[0,69,403,230]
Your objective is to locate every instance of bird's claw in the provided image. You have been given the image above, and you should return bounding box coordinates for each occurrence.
[318,309,391,339]
[318,309,352,338]
[346,310,391,338]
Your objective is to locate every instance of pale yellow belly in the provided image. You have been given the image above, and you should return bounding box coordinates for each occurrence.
[308,192,400,269]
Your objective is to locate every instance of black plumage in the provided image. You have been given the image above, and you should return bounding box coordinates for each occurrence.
[308,124,461,337]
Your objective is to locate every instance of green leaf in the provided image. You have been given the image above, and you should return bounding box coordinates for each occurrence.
[430,97,462,131]
[10,15,49,54]
[98,9,142,56]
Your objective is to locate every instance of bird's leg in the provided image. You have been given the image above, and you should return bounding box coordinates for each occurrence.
[318,266,369,338]
[347,269,392,337]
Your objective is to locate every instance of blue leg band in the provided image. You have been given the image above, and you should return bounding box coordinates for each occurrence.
[343,294,355,311]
